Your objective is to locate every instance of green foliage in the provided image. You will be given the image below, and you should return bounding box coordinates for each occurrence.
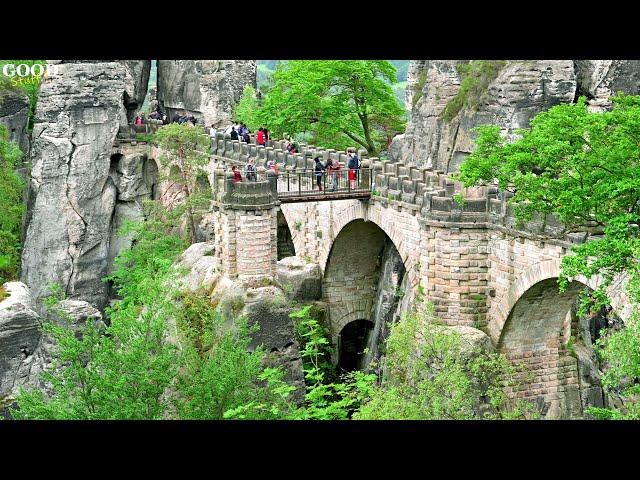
[354,305,536,420]
[412,70,428,108]
[0,60,46,130]
[442,60,506,122]
[456,93,640,418]
[174,292,291,420]
[237,61,406,156]
[12,202,186,419]
[233,85,261,132]
[13,199,294,420]
[154,123,212,243]
[287,306,375,420]
[0,125,25,283]
[134,133,156,143]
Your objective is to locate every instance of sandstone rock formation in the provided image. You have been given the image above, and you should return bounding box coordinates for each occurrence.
[391,60,577,172]
[157,60,256,128]
[21,61,153,312]
[276,256,322,302]
[574,60,640,111]
[0,88,30,155]
[0,282,41,402]
[120,61,151,122]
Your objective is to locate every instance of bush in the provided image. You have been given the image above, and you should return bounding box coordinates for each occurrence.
[0,125,25,283]
[442,60,506,122]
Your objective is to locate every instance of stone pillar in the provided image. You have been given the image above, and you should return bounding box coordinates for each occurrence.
[211,168,279,280]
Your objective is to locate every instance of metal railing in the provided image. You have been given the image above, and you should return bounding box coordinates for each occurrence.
[278,167,371,199]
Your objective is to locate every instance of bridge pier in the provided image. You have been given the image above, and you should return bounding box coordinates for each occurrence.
[211,168,279,279]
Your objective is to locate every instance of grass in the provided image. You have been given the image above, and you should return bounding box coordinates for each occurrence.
[442,60,507,122]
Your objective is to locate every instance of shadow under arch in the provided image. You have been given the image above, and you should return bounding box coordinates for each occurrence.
[323,218,408,368]
[276,210,296,260]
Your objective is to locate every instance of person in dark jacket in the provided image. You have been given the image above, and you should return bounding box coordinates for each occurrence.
[314,156,325,191]
[347,149,361,189]
[230,127,238,140]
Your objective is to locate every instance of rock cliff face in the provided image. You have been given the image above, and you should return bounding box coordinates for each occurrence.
[21,61,151,312]
[157,60,256,127]
[574,60,640,111]
[0,88,30,155]
[391,60,577,172]
[120,60,152,122]
[391,60,640,172]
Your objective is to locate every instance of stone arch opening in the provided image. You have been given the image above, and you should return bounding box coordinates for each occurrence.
[498,277,621,419]
[338,319,374,372]
[324,219,408,370]
[277,210,296,260]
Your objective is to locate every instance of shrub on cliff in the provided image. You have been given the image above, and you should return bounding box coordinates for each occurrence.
[0,124,25,284]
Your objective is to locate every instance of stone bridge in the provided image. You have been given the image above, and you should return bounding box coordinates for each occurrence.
[114,130,632,418]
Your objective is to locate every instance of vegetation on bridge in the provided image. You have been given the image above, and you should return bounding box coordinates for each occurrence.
[456,94,640,419]
[235,60,406,156]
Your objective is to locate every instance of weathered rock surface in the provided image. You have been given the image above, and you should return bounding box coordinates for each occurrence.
[173,242,220,294]
[171,243,306,401]
[574,60,640,111]
[391,60,577,172]
[276,256,322,301]
[157,60,256,127]
[0,282,41,400]
[119,60,151,122]
[0,88,30,154]
[21,62,155,312]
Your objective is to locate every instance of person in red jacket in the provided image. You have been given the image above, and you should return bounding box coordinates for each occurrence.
[231,165,242,183]
[256,127,265,147]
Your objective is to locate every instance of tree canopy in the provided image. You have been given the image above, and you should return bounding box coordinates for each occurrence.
[236,60,406,156]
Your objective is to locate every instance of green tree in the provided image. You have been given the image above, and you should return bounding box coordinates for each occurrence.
[12,202,186,419]
[236,60,406,155]
[154,123,211,244]
[455,94,640,418]
[0,125,25,284]
[234,85,261,132]
[353,305,533,420]
[12,200,295,420]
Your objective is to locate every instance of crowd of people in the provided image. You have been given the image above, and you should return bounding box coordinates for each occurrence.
[229,147,361,193]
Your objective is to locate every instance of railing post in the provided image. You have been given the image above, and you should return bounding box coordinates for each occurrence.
[298,172,301,196]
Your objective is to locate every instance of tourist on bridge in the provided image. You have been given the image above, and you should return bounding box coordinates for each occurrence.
[209,125,217,137]
[267,160,280,176]
[263,128,270,146]
[242,130,251,143]
[347,149,361,189]
[256,127,265,147]
[246,158,257,181]
[230,127,239,140]
[327,158,340,192]
[134,113,144,125]
[314,156,325,191]
[231,165,242,183]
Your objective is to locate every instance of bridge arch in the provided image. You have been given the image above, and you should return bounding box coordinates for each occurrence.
[490,259,630,345]
[490,259,631,419]
[322,218,408,361]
